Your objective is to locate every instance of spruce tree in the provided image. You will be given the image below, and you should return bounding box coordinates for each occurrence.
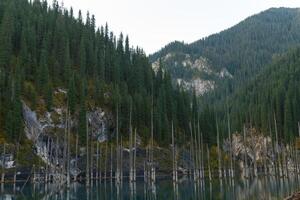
[68,74,76,114]
[64,40,72,84]
[0,6,13,70]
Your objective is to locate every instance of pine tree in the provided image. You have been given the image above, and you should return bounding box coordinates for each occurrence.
[0,5,14,70]
[64,40,72,84]
[5,61,22,142]
[45,81,53,111]
[80,36,86,76]
[96,28,105,81]
[284,90,293,142]
[68,74,76,114]
[37,39,49,96]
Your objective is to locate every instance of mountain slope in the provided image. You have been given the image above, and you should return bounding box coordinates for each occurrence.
[0,0,199,152]
[224,47,300,142]
[150,7,300,95]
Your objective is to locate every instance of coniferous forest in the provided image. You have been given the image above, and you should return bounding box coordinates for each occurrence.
[1,0,300,157]
[0,0,200,147]
[151,7,300,145]
[2,0,300,199]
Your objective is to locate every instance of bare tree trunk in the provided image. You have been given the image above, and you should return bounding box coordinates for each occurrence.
[129,104,133,183]
[274,114,282,178]
[104,142,108,180]
[264,137,268,176]
[133,129,137,182]
[196,121,201,179]
[67,111,71,188]
[297,122,300,175]
[110,144,113,182]
[99,145,102,181]
[55,136,59,181]
[75,133,78,182]
[96,141,99,180]
[189,122,196,181]
[32,164,36,183]
[120,136,123,183]
[46,137,50,183]
[200,131,205,180]
[207,144,212,181]
[243,125,247,179]
[63,111,68,178]
[227,113,234,178]
[150,102,155,183]
[116,105,120,184]
[90,139,94,182]
[217,122,222,179]
[194,121,199,181]
[86,115,90,187]
[172,121,176,183]
[1,144,5,184]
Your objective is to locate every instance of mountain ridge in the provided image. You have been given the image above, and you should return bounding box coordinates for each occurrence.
[150,7,300,95]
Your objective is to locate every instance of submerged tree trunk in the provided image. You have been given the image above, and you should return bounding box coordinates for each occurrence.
[75,133,78,182]
[86,116,90,187]
[133,129,137,182]
[67,111,71,188]
[216,122,222,179]
[207,144,212,181]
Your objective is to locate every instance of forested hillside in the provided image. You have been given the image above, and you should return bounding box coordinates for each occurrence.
[150,7,300,144]
[151,8,300,76]
[0,0,200,146]
[218,47,300,143]
[151,8,300,98]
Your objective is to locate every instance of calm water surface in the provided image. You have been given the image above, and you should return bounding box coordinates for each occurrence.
[0,177,299,199]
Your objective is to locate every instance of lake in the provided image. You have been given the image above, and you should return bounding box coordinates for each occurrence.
[0,176,299,199]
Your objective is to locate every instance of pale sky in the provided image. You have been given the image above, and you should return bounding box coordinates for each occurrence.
[58,0,300,55]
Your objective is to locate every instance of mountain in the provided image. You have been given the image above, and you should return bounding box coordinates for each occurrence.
[150,7,300,95]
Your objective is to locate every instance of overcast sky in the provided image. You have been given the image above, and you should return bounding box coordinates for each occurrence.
[58,0,300,55]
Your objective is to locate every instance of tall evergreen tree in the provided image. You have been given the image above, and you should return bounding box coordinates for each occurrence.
[0,4,14,70]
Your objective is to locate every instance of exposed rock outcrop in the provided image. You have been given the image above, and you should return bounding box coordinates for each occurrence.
[22,89,113,174]
[151,52,233,95]
[223,127,292,175]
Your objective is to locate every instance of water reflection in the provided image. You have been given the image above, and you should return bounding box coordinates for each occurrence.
[0,176,299,199]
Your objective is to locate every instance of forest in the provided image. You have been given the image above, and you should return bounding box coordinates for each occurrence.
[150,7,300,145]
[0,0,202,147]
[1,0,300,151]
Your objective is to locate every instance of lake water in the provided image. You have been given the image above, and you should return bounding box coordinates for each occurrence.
[0,176,299,199]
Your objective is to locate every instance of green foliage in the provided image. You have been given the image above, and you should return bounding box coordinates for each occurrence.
[151,7,300,144]
[217,48,300,143]
[68,74,76,114]
[0,0,198,147]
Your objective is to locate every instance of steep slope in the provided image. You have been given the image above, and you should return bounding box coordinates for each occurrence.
[150,7,300,95]
[224,47,300,142]
[0,0,199,163]
[152,51,232,95]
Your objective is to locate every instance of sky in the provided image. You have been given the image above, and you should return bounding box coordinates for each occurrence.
[58,0,300,55]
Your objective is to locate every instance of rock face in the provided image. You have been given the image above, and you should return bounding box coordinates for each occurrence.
[151,52,232,95]
[223,132,272,166]
[22,102,42,142]
[0,154,14,169]
[87,108,113,143]
[177,78,215,96]
[22,90,113,173]
[223,127,292,174]
[23,101,64,166]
